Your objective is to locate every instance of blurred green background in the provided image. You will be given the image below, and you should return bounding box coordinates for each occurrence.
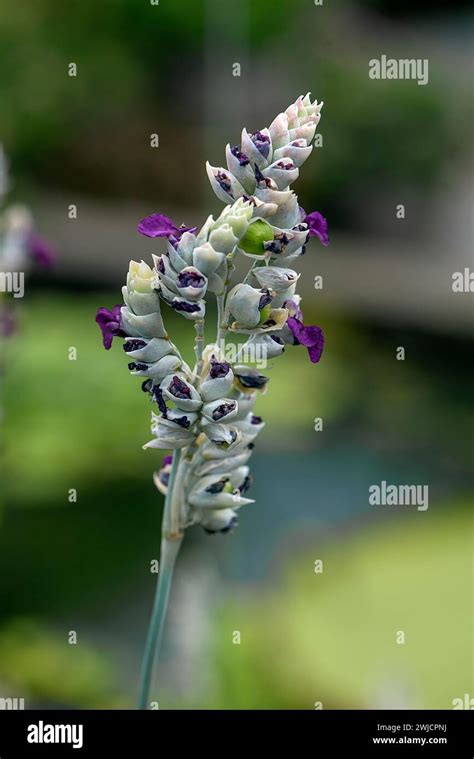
[0,0,472,709]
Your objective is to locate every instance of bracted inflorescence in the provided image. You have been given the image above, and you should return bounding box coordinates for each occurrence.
[96,94,328,537]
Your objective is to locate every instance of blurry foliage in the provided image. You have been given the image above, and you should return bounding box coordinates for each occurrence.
[207,503,473,709]
[0,618,120,707]
[0,0,471,226]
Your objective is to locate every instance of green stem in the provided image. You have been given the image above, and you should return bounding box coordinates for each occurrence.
[216,293,226,343]
[137,451,182,709]
[193,318,205,377]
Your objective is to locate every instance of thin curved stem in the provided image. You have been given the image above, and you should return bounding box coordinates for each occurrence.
[216,293,226,344]
[137,451,182,709]
[193,318,205,377]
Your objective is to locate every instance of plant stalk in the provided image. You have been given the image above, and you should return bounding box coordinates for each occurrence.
[137,451,183,709]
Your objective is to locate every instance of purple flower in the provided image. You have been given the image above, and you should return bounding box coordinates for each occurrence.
[27,232,56,267]
[287,316,324,364]
[162,455,173,466]
[304,210,329,246]
[95,305,125,350]
[283,298,303,320]
[137,213,197,242]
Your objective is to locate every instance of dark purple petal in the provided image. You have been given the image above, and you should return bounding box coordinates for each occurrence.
[153,387,168,416]
[138,213,197,240]
[168,375,192,399]
[95,305,124,350]
[258,288,273,310]
[162,455,173,466]
[171,415,190,429]
[209,357,231,379]
[27,232,56,267]
[205,479,228,494]
[308,340,324,363]
[254,164,273,189]
[283,299,303,320]
[264,231,290,255]
[235,371,269,389]
[287,317,324,364]
[212,402,236,421]
[251,131,270,158]
[171,300,201,314]
[177,270,206,289]
[216,171,232,195]
[304,211,329,246]
[123,339,147,353]
[230,145,250,166]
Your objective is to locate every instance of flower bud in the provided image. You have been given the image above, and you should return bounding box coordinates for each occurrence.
[233,413,265,440]
[175,266,208,301]
[164,408,199,429]
[238,219,274,257]
[208,224,238,254]
[226,388,257,419]
[143,416,195,450]
[233,365,270,393]
[255,189,300,229]
[242,332,285,359]
[199,354,234,402]
[206,162,246,204]
[127,260,155,293]
[176,231,197,262]
[128,353,181,381]
[160,374,202,411]
[253,266,299,292]
[198,508,239,534]
[215,197,253,238]
[273,139,313,168]
[240,128,273,169]
[123,337,174,363]
[262,158,299,190]
[225,144,255,194]
[193,448,252,477]
[170,298,206,320]
[192,242,226,276]
[189,475,253,510]
[228,466,252,493]
[120,306,167,339]
[202,423,241,450]
[201,399,238,423]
